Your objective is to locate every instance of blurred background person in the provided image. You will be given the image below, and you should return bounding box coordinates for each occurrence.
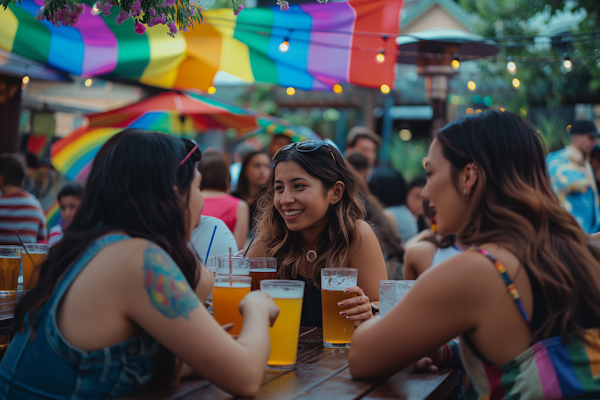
[346,151,370,182]
[406,178,427,231]
[0,154,47,244]
[198,152,249,250]
[547,120,600,233]
[229,141,256,193]
[233,150,271,237]
[191,215,238,261]
[267,134,292,158]
[48,182,84,246]
[345,126,381,182]
[369,167,418,243]
[591,145,600,193]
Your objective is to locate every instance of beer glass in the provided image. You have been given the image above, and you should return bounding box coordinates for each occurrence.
[261,280,304,370]
[22,243,48,292]
[249,257,277,291]
[218,256,249,276]
[0,246,22,297]
[213,276,252,335]
[321,268,358,348]
[379,280,415,317]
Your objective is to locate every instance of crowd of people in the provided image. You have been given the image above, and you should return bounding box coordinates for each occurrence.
[1,111,600,399]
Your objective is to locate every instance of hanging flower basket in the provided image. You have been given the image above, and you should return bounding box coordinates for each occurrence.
[1,0,329,35]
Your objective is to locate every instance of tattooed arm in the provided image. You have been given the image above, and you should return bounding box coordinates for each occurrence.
[124,242,279,397]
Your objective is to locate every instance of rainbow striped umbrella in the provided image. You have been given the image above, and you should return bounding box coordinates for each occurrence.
[0,0,402,91]
[50,91,319,181]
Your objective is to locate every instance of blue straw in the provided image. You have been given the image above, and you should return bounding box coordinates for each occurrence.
[204,226,218,265]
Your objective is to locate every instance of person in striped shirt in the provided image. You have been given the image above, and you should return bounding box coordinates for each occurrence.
[0,153,47,245]
[48,182,84,246]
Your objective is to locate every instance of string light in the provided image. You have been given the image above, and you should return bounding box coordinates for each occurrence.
[467,81,476,91]
[376,50,385,64]
[451,53,460,69]
[506,56,517,74]
[279,38,290,53]
[380,84,390,94]
[22,76,29,84]
[563,53,572,72]
[512,78,520,88]
[208,86,216,94]
[286,87,295,95]
[333,84,342,94]
[84,79,92,87]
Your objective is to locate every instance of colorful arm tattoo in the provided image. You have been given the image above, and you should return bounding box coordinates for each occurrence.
[143,244,199,320]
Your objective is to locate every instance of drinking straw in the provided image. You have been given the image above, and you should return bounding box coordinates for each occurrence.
[204,226,217,265]
[15,231,35,266]
[229,247,233,286]
[243,235,255,258]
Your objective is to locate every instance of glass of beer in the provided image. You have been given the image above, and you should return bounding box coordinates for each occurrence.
[321,268,358,348]
[379,280,415,317]
[218,256,249,276]
[22,243,48,292]
[213,276,252,336]
[0,246,22,297]
[261,280,304,370]
[249,257,277,291]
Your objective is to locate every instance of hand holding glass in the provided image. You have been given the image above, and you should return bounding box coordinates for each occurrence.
[321,268,358,348]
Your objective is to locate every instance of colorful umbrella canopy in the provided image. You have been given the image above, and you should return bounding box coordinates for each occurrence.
[0,0,403,91]
[50,91,319,181]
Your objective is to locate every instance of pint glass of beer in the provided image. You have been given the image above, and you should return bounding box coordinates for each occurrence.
[218,257,249,276]
[321,268,358,348]
[213,276,252,335]
[379,280,415,317]
[22,244,48,292]
[260,280,304,370]
[0,246,22,297]
[249,257,277,291]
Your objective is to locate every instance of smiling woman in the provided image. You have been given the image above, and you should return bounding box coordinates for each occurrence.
[247,140,388,328]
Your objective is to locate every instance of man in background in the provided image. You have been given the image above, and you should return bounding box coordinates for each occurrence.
[267,134,292,158]
[547,121,600,233]
[0,154,47,244]
[345,126,381,182]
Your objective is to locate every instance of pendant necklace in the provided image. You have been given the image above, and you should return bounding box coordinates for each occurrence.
[306,250,317,263]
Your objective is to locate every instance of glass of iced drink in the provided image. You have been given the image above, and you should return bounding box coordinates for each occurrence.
[0,246,22,297]
[212,276,252,336]
[249,257,277,291]
[261,280,304,370]
[218,256,249,276]
[321,268,358,348]
[379,280,415,317]
[22,243,48,292]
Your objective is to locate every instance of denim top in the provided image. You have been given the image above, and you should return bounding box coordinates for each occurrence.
[0,234,157,400]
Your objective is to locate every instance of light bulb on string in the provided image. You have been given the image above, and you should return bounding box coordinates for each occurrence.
[512,78,520,88]
[279,38,289,53]
[563,53,572,72]
[506,56,517,74]
[380,84,390,94]
[451,53,460,69]
[376,50,385,64]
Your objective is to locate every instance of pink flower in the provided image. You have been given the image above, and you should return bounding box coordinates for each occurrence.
[35,8,45,20]
[168,20,178,35]
[161,0,176,7]
[148,8,156,17]
[134,21,146,34]
[148,13,166,27]
[234,4,244,15]
[116,11,130,25]
[276,0,289,11]
[130,0,141,16]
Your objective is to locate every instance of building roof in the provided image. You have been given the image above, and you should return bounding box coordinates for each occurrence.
[401,0,472,33]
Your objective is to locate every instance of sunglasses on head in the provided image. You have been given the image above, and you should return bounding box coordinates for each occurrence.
[179,138,202,167]
[272,139,336,162]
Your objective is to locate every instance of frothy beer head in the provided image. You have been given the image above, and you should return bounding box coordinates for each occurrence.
[321,268,358,291]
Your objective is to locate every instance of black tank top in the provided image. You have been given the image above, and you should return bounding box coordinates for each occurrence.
[296,275,322,327]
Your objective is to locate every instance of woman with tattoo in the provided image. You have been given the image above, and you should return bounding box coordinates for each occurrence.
[0,129,279,399]
[247,140,388,328]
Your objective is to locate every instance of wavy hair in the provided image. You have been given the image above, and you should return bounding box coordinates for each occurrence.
[254,144,365,286]
[437,110,600,342]
[14,129,200,385]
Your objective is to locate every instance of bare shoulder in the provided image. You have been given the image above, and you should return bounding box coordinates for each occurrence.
[348,220,378,254]
[405,241,436,259]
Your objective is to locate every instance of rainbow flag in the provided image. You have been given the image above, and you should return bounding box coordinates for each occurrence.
[44,200,62,231]
[0,0,403,91]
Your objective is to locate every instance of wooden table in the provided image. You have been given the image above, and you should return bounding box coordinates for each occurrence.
[120,327,461,400]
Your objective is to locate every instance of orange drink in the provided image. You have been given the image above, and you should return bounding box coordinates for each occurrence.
[321,268,358,348]
[0,246,22,296]
[261,280,304,370]
[22,244,48,292]
[213,276,251,336]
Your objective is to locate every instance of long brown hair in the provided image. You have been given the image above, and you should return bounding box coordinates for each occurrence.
[14,129,200,385]
[236,150,268,202]
[254,143,365,286]
[437,110,600,342]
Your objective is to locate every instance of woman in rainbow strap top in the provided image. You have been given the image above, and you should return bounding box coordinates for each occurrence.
[349,110,600,400]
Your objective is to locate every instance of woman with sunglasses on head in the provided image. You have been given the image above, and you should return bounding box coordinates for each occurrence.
[0,129,279,399]
[247,140,388,327]
[349,111,600,399]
